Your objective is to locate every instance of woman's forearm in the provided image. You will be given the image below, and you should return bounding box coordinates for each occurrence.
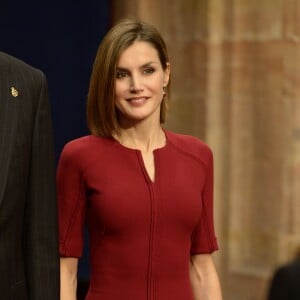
[60,257,78,300]
[190,254,222,300]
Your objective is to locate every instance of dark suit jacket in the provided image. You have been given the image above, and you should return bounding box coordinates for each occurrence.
[267,259,300,300]
[0,52,59,299]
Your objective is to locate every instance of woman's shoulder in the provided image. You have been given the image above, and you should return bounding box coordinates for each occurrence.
[58,135,115,171]
[165,130,213,163]
[166,130,212,152]
[62,135,91,151]
[61,135,112,157]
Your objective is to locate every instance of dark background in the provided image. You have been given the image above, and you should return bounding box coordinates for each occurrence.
[1,0,110,283]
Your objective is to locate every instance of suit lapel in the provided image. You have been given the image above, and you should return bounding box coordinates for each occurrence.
[0,63,19,208]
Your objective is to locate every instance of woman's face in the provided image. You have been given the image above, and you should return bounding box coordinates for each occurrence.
[114,41,170,125]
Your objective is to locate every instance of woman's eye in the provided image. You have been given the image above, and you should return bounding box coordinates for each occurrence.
[116,71,128,78]
[144,67,155,74]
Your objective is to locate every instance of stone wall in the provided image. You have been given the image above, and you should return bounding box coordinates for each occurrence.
[111,1,300,299]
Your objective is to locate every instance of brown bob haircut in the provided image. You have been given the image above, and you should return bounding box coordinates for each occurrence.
[87,18,170,137]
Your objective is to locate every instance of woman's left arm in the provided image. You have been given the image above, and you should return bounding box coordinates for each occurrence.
[189,253,222,300]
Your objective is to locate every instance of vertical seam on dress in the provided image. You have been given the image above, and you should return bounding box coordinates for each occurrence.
[135,150,155,300]
[63,171,85,255]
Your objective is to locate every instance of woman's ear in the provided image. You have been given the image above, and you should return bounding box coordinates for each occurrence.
[164,62,170,86]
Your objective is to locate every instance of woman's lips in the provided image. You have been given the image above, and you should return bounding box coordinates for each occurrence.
[126,96,149,105]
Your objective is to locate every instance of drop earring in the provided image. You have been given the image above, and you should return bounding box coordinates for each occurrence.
[163,86,167,98]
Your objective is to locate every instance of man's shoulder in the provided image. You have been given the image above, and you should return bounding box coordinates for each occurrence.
[0,51,43,78]
[283,260,300,276]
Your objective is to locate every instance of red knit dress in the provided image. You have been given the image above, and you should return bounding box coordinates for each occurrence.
[57,130,218,300]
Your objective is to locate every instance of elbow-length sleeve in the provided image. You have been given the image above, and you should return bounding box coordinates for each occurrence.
[57,143,86,258]
[190,147,218,255]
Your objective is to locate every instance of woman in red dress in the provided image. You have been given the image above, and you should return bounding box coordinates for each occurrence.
[58,18,222,300]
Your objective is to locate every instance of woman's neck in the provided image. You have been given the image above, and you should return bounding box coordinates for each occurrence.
[115,122,166,152]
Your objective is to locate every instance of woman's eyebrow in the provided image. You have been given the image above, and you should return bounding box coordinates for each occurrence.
[116,61,158,71]
[116,67,128,71]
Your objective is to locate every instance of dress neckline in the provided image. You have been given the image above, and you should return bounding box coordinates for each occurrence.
[110,128,169,153]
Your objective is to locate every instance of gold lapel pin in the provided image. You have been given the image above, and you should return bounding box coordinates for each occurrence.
[11,87,19,97]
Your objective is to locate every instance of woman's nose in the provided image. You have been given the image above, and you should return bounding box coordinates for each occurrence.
[129,74,143,92]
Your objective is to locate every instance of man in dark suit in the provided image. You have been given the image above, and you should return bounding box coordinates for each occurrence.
[267,249,300,300]
[0,52,59,299]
